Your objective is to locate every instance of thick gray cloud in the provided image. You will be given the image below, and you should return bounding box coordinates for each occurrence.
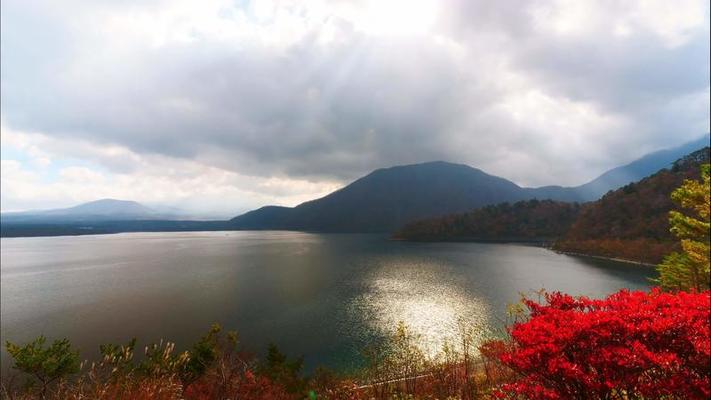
[1,0,709,190]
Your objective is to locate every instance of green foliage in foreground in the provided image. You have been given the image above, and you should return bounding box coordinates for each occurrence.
[4,290,707,399]
[259,343,306,394]
[1,324,315,400]
[657,164,711,291]
[134,323,231,391]
[5,336,81,399]
[2,320,499,400]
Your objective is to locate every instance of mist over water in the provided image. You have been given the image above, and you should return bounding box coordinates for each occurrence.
[1,231,654,374]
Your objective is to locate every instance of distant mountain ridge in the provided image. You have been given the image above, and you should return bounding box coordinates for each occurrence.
[394,146,710,264]
[49,199,154,216]
[2,135,708,237]
[0,199,235,237]
[2,199,162,223]
[553,146,710,264]
[551,135,709,200]
[231,135,710,232]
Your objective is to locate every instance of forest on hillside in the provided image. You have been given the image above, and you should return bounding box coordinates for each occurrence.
[554,147,710,264]
[397,148,710,265]
[395,200,580,242]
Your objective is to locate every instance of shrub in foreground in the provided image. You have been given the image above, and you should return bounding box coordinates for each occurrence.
[3,289,709,399]
[4,336,80,399]
[657,163,710,291]
[2,325,294,400]
[494,289,711,399]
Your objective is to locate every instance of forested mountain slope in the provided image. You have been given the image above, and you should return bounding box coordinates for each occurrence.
[394,147,710,265]
[553,147,710,264]
[394,200,581,242]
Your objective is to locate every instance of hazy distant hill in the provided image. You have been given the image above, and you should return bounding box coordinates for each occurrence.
[525,134,710,202]
[231,135,710,233]
[0,199,237,237]
[574,135,708,200]
[553,147,710,264]
[2,199,161,223]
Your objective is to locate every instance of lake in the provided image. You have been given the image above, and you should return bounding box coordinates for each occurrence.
[1,231,655,374]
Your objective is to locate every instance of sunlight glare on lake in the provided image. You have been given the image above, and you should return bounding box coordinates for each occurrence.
[353,259,490,357]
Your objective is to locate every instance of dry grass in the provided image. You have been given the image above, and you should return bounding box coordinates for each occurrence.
[1,322,512,400]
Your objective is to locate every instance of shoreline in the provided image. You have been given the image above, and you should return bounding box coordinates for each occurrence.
[552,250,657,267]
[393,236,658,267]
[391,236,555,246]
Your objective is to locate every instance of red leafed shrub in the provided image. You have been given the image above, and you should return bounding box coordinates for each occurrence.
[494,289,711,400]
[184,370,292,400]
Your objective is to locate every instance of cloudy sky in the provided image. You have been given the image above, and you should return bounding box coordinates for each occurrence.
[1,0,709,217]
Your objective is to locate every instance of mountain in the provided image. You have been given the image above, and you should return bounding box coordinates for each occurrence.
[0,199,236,237]
[394,199,581,242]
[393,147,709,264]
[47,199,154,216]
[2,199,161,223]
[3,136,707,237]
[232,161,530,232]
[553,147,710,264]
[524,134,710,202]
[229,206,293,229]
[570,135,710,200]
[231,135,710,233]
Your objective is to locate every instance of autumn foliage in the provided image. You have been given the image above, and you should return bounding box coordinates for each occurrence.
[494,289,711,400]
[395,148,710,266]
[656,163,710,291]
[554,147,710,264]
[4,289,710,399]
[396,199,581,242]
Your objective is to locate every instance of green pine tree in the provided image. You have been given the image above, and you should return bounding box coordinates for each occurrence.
[656,164,710,291]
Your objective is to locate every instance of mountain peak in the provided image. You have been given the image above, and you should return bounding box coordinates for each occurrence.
[1,198,158,223]
[77,198,143,207]
[232,160,526,232]
[231,136,710,233]
[63,199,155,215]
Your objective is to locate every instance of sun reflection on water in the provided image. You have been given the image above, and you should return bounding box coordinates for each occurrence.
[351,259,491,357]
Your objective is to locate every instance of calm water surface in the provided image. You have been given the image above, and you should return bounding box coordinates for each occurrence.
[1,231,655,374]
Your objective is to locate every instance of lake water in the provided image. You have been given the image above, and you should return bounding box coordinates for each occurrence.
[1,231,655,374]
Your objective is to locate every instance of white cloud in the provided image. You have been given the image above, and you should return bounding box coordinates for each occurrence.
[529,0,707,47]
[0,0,708,212]
[1,124,340,215]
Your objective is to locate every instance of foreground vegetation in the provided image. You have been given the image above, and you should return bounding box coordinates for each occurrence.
[3,164,709,399]
[3,287,709,400]
[1,320,504,399]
